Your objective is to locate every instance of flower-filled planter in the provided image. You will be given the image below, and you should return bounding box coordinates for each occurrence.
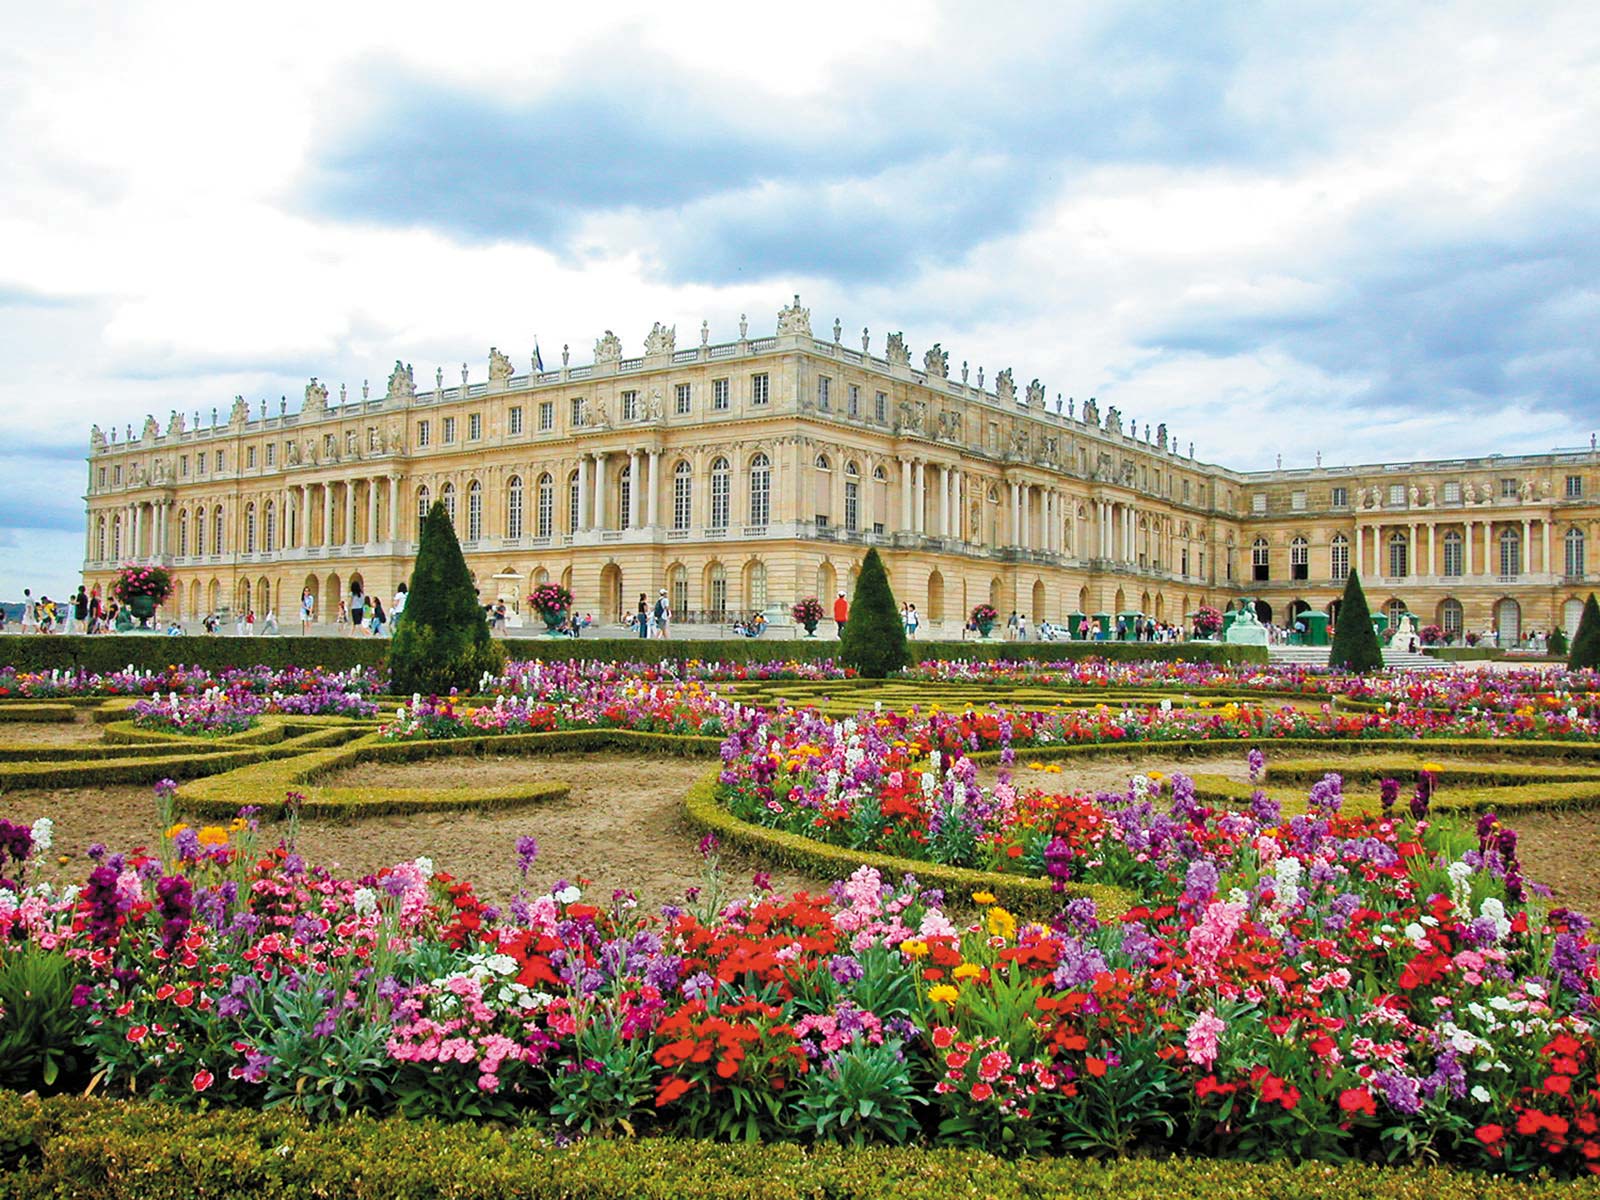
[527,583,574,631]
[969,603,998,638]
[112,564,174,629]
[791,596,824,637]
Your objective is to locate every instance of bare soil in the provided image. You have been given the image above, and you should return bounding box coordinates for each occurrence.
[3,752,823,910]
[0,718,108,747]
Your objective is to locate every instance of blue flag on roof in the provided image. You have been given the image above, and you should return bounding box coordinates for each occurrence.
[533,340,544,372]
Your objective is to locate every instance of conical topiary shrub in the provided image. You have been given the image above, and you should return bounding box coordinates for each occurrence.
[1329,568,1383,673]
[1568,593,1600,670]
[839,547,911,678]
[388,501,505,695]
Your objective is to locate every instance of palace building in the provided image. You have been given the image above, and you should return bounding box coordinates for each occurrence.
[82,296,1600,643]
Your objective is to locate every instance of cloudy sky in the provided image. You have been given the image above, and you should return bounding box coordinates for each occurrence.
[2,1,1597,601]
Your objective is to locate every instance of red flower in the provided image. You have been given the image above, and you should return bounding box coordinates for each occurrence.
[655,1076,692,1107]
[1475,1123,1505,1146]
[192,1068,214,1092]
[1085,1057,1108,1078]
[1339,1087,1376,1117]
[126,1025,148,1044]
[971,1082,994,1101]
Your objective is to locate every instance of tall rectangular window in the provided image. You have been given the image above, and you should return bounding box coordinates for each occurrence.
[1252,493,1267,514]
[848,384,860,417]
[712,379,730,411]
[570,397,585,426]
[621,390,639,421]
[751,373,769,406]
[443,417,457,443]
[468,412,482,440]
[265,443,275,467]
[417,420,431,448]
[711,464,729,528]
[1291,490,1306,512]
[1331,538,1349,579]
[673,464,691,530]
[247,445,256,468]
[817,376,831,410]
[1567,474,1584,499]
[508,406,523,435]
[875,391,887,422]
[675,383,691,415]
[1388,483,1406,506]
[1330,486,1347,508]
[215,451,224,472]
[539,401,553,431]
[1501,478,1518,498]
[1443,481,1461,503]
[844,480,858,532]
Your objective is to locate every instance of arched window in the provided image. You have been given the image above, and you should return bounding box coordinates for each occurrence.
[416,486,431,538]
[1388,531,1408,578]
[214,506,225,554]
[618,463,632,529]
[111,515,121,560]
[1251,537,1269,582]
[1330,534,1349,580]
[873,465,886,481]
[96,515,107,561]
[1443,530,1463,577]
[815,453,831,470]
[669,563,688,614]
[845,474,860,533]
[747,560,768,609]
[566,472,579,533]
[707,562,727,615]
[1566,527,1585,578]
[505,475,524,539]
[709,457,730,529]
[244,503,257,554]
[673,461,692,531]
[195,507,206,557]
[1385,598,1408,629]
[264,501,276,553]
[749,453,771,526]
[441,482,457,527]
[1290,535,1309,580]
[1440,598,1463,637]
[536,474,554,539]
[467,480,483,541]
[1499,527,1521,577]
[174,510,186,558]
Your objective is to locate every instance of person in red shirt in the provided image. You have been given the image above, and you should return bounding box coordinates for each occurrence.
[833,591,849,635]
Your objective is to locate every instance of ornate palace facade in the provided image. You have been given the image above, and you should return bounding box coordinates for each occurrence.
[82,297,1600,643]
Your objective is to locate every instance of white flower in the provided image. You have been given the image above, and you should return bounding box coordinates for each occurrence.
[554,885,581,905]
[29,818,53,854]
[1471,1085,1492,1103]
[414,856,434,880]
[351,888,377,916]
[483,954,518,977]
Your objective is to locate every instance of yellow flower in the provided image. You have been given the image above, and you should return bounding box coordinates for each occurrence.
[927,984,959,1004]
[971,891,997,906]
[899,939,929,958]
[197,826,229,847]
[1421,762,1443,773]
[164,823,189,840]
[228,817,249,833]
[1148,771,1167,786]
[986,906,1017,940]
[953,963,983,981]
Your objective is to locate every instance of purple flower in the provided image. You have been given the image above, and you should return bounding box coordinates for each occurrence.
[829,954,865,986]
[515,835,539,877]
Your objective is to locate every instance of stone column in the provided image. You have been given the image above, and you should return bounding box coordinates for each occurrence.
[322,484,333,547]
[1354,524,1364,578]
[575,457,589,532]
[938,464,950,538]
[302,487,313,548]
[593,452,608,530]
[1542,518,1551,576]
[913,460,925,534]
[1484,521,1493,576]
[1522,518,1532,574]
[900,458,912,532]
[344,483,356,546]
[628,450,642,529]
[389,477,400,542]
[366,479,378,545]
[1464,520,1474,575]
[1408,522,1418,577]
[647,450,661,527]
[1427,523,1437,580]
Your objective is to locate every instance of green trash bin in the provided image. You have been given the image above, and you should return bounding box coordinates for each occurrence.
[1117,611,1142,641]
[1301,612,1330,646]
[1066,611,1087,640]
[1090,612,1111,640]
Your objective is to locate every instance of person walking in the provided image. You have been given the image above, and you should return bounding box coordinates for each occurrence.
[391,582,408,629]
[262,608,279,636]
[68,586,88,635]
[369,595,386,636]
[905,603,919,638]
[336,600,349,633]
[832,590,849,637]
[653,589,671,639]
[635,592,650,639]
[300,588,315,635]
[349,581,366,636]
[20,589,36,634]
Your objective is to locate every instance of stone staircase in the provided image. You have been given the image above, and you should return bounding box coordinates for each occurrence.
[1266,644,1439,671]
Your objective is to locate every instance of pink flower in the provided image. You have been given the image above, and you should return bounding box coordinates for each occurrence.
[1185,1010,1225,1069]
[192,1067,214,1092]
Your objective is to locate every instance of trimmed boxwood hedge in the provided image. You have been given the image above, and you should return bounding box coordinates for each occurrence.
[0,1092,1591,1200]
[0,635,1267,676]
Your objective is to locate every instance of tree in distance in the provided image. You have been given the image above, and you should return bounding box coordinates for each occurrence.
[1329,568,1383,674]
[838,547,911,678]
[1568,593,1600,670]
[388,501,505,695]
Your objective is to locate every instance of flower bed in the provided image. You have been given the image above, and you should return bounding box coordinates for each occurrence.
[0,766,1596,1175]
[379,680,759,741]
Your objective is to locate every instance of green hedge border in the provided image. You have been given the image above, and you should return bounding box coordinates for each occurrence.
[0,1092,1590,1200]
[0,635,1267,676]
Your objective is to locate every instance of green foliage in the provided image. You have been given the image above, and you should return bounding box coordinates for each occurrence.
[1568,593,1600,670]
[838,548,911,678]
[794,1039,924,1146]
[1329,569,1383,673]
[1548,627,1569,657]
[0,944,87,1093]
[546,999,656,1138]
[388,502,505,695]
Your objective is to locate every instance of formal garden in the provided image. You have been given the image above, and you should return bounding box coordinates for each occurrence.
[2,524,1600,1196]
